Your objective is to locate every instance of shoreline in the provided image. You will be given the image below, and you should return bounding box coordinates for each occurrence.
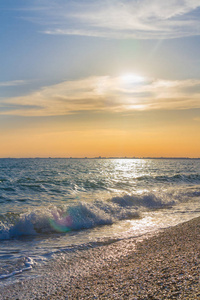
[1,217,199,299]
[45,217,200,299]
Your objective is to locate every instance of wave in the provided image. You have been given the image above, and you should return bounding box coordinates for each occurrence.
[136,173,200,183]
[1,173,200,194]
[0,190,179,240]
[110,193,175,208]
[0,257,34,280]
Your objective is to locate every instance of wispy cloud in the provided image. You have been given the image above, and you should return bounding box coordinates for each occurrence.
[0,80,27,87]
[24,0,200,39]
[1,75,200,116]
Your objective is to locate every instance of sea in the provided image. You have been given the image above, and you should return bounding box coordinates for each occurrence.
[0,158,200,291]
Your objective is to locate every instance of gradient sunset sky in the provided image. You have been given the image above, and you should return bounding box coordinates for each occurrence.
[0,0,200,158]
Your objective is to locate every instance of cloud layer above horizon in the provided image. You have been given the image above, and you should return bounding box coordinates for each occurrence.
[1,76,200,116]
[26,0,200,39]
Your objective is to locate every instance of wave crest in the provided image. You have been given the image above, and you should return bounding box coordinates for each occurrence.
[0,187,197,240]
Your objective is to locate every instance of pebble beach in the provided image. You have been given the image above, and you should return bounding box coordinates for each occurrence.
[1,216,199,299]
[44,216,200,300]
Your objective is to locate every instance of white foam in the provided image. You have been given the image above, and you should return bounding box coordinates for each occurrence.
[0,257,35,280]
[0,187,199,240]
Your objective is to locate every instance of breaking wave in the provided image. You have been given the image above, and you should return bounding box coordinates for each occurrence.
[0,191,178,240]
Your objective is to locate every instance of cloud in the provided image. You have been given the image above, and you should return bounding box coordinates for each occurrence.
[0,80,27,87]
[1,75,200,116]
[26,0,200,39]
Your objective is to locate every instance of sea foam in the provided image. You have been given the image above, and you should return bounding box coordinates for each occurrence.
[0,257,34,280]
[0,191,178,240]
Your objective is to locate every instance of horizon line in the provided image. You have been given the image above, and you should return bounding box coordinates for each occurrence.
[0,156,199,160]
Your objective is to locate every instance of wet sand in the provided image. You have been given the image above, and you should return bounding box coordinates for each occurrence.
[1,217,199,299]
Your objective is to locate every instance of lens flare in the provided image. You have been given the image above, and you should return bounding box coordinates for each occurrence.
[49,211,73,233]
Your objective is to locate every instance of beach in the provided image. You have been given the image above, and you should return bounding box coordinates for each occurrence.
[0,159,200,299]
[1,216,199,299]
[43,217,200,300]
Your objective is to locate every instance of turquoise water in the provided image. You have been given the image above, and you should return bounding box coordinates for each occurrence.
[0,158,200,285]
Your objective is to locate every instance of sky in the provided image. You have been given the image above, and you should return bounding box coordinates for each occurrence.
[0,0,200,158]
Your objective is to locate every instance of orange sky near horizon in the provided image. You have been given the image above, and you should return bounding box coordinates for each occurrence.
[1,110,199,158]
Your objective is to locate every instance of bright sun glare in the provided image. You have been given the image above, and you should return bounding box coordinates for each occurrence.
[120,73,144,84]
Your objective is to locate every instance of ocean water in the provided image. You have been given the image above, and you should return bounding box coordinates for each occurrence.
[0,158,200,288]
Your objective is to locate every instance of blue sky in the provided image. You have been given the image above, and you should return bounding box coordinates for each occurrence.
[0,0,200,157]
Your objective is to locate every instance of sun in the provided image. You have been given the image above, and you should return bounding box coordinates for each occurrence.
[120,73,144,84]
